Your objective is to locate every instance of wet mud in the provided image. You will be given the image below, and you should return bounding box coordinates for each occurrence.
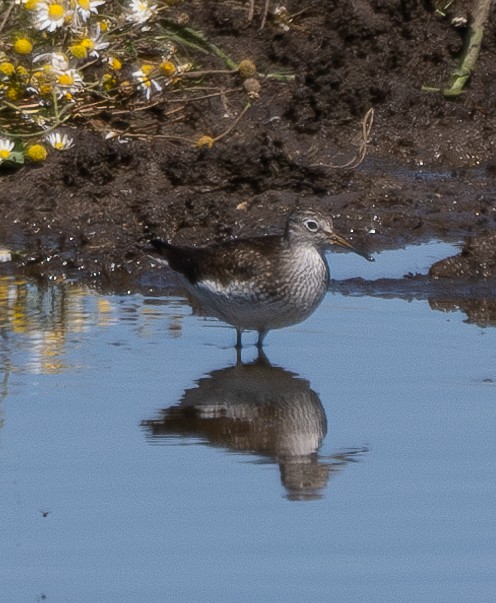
[1,1,496,310]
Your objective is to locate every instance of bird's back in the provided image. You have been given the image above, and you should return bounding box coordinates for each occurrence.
[152,235,288,287]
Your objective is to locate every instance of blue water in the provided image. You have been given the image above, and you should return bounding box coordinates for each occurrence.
[1,243,496,602]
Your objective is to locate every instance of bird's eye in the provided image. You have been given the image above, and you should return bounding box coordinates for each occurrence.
[304,219,319,232]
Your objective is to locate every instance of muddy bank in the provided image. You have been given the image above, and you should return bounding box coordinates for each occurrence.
[1,0,496,286]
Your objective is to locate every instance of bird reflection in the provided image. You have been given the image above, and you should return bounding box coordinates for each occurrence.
[142,353,367,500]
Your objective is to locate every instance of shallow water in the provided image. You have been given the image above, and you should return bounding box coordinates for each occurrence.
[2,243,496,602]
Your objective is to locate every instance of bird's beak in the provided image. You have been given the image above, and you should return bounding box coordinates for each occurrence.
[328,232,375,262]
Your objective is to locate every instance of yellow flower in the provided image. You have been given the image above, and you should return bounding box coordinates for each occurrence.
[159,60,176,76]
[26,144,47,162]
[6,86,23,100]
[80,38,94,50]
[69,44,88,59]
[118,80,134,96]
[132,64,162,100]
[0,62,15,77]
[14,38,33,55]
[196,135,214,149]
[25,0,40,9]
[74,28,109,59]
[16,65,29,77]
[108,57,122,71]
[140,63,155,76]
[39,83,54,96]
[101,73,116,91]
[49,3,64,18]
[59,73,73,86]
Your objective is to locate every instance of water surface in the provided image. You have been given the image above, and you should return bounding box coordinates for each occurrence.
[1,243,496,602]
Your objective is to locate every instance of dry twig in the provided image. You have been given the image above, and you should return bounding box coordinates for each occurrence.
[310,108,374,170]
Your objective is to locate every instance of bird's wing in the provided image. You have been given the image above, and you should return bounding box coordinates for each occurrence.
[151,237,283,286]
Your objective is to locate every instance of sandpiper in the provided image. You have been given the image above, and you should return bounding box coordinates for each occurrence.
[150,208,373,347]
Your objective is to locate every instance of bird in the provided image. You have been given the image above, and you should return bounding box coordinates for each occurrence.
[149,208,373,348]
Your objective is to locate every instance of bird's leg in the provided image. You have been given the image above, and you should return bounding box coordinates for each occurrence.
[235,345,242,366]
[255,346,270,365]
[236,328,243,349]
[256,329,267,349]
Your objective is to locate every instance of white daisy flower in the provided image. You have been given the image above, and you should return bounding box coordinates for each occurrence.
[54,68,84,98]
[33,1,71,32]
[104,130,130,144]
[0,138,15,162]
[80,25,109,58]
[33,52,71,72]
[71,0,105,23]
[46,132,75,150]
[126,0,158,25]
[132,65,162,100]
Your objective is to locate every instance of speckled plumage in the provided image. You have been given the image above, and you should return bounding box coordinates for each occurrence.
[151,209,371,347]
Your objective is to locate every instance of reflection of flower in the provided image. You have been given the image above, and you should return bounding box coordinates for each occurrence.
[0,249,12,263]
[0,138,15,162]
[29,329,66,374]
[97,298,115,327]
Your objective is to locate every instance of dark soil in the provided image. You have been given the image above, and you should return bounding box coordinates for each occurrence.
[2,0,496,297]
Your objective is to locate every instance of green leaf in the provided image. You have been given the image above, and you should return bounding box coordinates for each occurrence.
[9,151,25,164]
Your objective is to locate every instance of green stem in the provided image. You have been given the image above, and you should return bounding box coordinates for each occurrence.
[443,0,493,97]
[52,90,60,121]
[158,21,239,70]
[0,114,73,139]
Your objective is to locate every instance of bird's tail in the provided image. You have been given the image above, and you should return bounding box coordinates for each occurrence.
[147,238,173,265]
[150,238,172,255]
